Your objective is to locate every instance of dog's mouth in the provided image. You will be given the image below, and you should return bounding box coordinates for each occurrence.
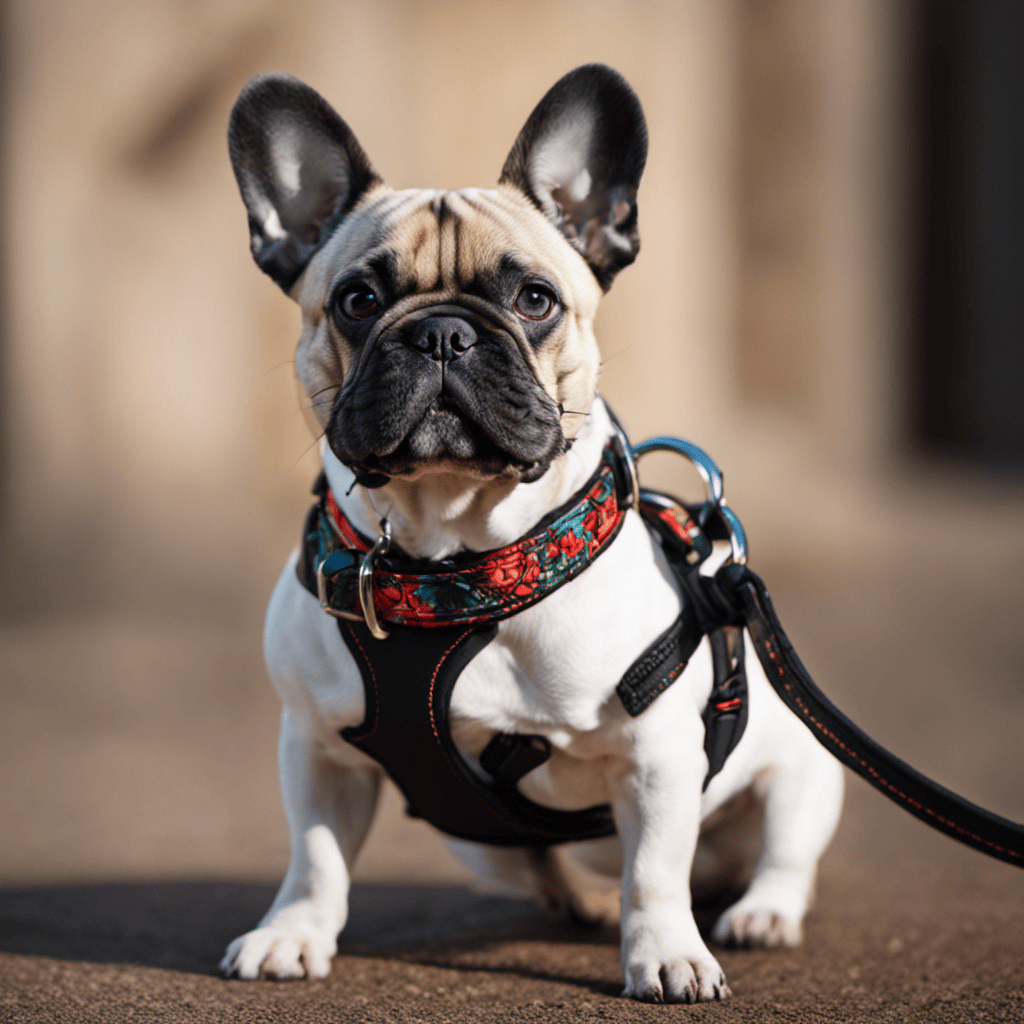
[339,386,558,483]
[393,391,506,464]
[326,314,566,483]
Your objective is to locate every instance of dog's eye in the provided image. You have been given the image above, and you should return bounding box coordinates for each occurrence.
[338,285,381,321]
[514,284,556,321]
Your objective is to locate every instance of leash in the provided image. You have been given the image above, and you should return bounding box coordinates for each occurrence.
[636,436,1024,869]
[712,564,1024,867]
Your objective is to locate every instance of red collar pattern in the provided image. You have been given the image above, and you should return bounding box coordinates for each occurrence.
[310,444,630,627]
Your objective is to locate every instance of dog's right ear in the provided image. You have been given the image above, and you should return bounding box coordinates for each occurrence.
[228,73,380,294]
[500,64,647,291]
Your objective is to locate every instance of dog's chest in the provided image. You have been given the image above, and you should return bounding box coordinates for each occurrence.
[444,513,688,750]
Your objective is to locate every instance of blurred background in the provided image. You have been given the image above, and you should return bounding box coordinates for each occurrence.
[0,0,1021,902]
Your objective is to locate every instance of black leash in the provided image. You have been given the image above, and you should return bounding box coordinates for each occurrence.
[634,433,1023,869]
[708,563,1024,868]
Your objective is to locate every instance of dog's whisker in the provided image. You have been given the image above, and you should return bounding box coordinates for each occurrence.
[302,398,338,413]
[266,359,297,374]
[293,431,325,468]
[307,384,341,401]
[599,348,628,367]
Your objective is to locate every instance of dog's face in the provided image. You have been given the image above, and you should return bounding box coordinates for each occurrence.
[229,66,647,484]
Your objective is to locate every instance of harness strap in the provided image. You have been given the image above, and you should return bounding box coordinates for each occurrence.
[703,625,748,791]
[713,564,1024,868]
[616,600,704,717]
[337,619,616,846]
[614,496,750,787]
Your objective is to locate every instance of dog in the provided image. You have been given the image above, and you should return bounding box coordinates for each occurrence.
[219,64,844,1003]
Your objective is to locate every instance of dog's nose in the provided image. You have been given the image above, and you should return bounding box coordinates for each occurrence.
[408,316,478,361]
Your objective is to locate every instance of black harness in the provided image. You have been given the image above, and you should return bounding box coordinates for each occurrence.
[298,435,748,846]
[297,428,1024,867]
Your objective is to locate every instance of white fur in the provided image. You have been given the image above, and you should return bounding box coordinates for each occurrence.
[270,124,305,197]
[529,110,595,218]
[221,398,843,1001]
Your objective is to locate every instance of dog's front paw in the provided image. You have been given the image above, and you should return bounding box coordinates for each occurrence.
[220,923,336,980]
[623,953,730,1003]
[621,921,729,1003]
[712,902,802,948]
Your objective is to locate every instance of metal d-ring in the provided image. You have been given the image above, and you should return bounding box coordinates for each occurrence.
[358,518,392,640]
[632,435,748,565]
[632,436,724,506]
[611,426,640,510]
[718,502,748,566]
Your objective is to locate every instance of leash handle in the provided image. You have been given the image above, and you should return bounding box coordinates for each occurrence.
[715,564,1024,869]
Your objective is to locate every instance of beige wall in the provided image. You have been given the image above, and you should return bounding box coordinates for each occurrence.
[3,0,1016,616]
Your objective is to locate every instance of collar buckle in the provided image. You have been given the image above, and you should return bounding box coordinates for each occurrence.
[314,516,394,634]
[316,550,364,622]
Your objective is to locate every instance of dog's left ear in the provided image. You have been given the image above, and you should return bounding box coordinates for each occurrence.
[500,64,648,290]
[228,73,381,294]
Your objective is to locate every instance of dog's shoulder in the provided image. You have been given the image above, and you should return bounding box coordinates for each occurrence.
[263,550,366,735]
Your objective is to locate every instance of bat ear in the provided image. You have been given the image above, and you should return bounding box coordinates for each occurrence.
[227,73,381,294]
[500,64,647,290]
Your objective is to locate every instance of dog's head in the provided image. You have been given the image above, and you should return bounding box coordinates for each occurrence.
[228,65,647,485]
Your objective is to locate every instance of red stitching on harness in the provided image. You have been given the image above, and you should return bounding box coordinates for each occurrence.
[715,698,742,712]
[760,635,1022,863]
[638,655,691,705]
[344,625,379,740]
[424,629,524,830]
[426,632,471,746]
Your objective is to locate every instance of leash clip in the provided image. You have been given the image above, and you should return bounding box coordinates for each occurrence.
[358,518,392,640]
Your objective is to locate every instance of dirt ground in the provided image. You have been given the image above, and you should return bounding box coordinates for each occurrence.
[1,546,1022,1022]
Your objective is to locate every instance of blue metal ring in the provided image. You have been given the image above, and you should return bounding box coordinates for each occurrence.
[632,436,724,505]
[633,435,747,564]
[719,503,748,566]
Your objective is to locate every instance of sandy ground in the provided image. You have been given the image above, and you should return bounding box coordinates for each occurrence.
[1,549,1022,1022]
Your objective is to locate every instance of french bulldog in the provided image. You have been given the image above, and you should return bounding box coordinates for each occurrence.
[220,64,843,1003]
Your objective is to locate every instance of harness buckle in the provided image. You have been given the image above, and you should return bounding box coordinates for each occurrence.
[358,518,392,640]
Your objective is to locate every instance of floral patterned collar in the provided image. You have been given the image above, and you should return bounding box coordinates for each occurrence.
[302,442,633,628]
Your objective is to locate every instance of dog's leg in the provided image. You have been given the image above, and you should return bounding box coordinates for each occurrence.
[221,710,381,979]
[526,846,621,926]
[446,841,616,925]
[609,696,730,1003]
[711,740,843,948]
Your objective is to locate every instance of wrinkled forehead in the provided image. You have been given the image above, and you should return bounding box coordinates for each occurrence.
[298,186,600,308]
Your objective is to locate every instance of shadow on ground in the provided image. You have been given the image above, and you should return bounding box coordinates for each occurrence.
[0,881,565,975]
